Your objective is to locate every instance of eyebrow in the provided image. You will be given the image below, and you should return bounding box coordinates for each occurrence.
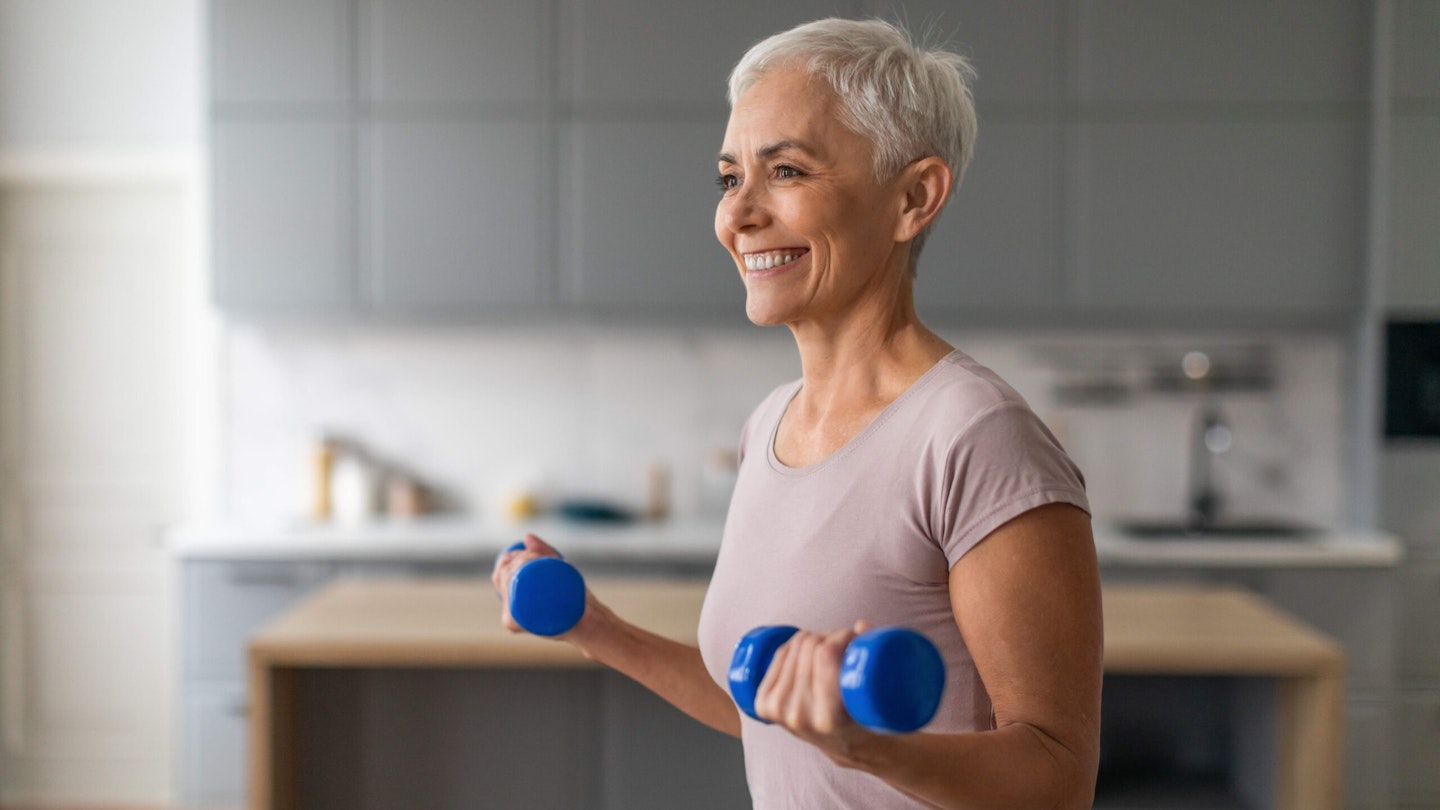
[717,140,818,165]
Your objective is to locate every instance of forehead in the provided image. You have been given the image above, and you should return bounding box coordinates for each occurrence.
[720,68,864,161]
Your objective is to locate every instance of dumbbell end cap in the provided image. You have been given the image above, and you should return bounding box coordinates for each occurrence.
[509,557,586,637]
[728,625,800,723]
[840,627,945,733]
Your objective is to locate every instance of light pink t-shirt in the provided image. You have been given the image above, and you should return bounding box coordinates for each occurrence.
[697,349,1090,809]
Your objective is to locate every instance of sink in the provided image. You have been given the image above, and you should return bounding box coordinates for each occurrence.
[1114,520,1319,541]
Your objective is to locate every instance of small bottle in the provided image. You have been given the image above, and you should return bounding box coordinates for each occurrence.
[310,435,336,522]
[331,447,378,525]
[646,461,671,521]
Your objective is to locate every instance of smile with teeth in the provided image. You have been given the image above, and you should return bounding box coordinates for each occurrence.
[743,249,808,272]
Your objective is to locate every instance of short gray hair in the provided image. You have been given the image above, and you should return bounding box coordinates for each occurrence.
[727,18,978,269]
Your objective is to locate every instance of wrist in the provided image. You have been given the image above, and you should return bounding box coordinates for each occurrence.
[836,728,899,774]
[563,593,619,662]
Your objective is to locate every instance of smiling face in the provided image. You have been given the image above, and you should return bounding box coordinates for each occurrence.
[715,68,911,327]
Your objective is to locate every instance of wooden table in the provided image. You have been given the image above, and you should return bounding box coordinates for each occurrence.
[249,581,1344,810]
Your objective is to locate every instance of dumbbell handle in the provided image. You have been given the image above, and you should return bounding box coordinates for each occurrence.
[495,540,586,637]
[728,625,945,734]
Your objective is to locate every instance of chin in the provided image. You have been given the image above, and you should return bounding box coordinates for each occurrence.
[743,293,795,327]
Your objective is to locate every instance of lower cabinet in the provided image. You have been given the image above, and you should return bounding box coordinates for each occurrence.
[177,554,730,808]
[178,556,484,806]
[1394,558,1440,808]
[182,684,249,809]
[279,669,747,810]
[1395,689,1440,808]
[1098,564,1399,810]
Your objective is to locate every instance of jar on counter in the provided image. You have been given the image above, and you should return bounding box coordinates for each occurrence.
[331,447,379,524]
[385,471,428,519]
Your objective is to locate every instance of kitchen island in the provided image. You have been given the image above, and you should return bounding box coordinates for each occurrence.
[248,580,1343,810]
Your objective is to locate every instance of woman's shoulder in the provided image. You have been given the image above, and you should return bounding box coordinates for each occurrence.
[916,350,1034,428]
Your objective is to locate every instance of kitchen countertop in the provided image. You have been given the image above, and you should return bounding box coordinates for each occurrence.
[169,515,1404,568]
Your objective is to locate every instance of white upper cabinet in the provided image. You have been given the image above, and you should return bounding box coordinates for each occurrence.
[211,0,352,106]
[359,0,549,107]
[1076,0,1370,104]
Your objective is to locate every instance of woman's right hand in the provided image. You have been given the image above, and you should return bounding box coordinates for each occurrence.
[490,532,564,635]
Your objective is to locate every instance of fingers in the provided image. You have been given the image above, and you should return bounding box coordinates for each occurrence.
[754,626,861,735]
[491,534,558,634]
[522,532,558,556]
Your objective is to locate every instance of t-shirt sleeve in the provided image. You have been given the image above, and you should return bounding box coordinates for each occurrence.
[938,402,1091,567]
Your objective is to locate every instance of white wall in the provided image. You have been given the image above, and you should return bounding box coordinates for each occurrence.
[0,0,201,150]
[0,2,208,803]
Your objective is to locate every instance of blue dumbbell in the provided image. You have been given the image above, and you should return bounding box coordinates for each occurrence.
[728,625,945,733]
[495,540,586,637]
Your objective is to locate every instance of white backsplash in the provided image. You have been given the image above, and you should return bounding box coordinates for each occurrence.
[222,323,1346,530]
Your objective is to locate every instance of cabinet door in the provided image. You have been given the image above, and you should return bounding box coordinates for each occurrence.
[362,121,547,313]
[212,121,356,314]
[1396,561,1440,682]
[181,684,248,808]
[599,673,749,810]
[916,121,1063,318]
[1387,115,1440,311]
[1262,569,1396,692]
[1076,0,1369,104]
[873,0,1063,108]
[1394,0,1440,100]
[360,0,549,108]
[1345,698,1394,810]
[1395,689,1440,805]
[561,0,860,107]
[183,559,335,682]
[1074,120,1364,316]
[559,121,745,317]
[1380,444,1440,556]
[211,0,351,106]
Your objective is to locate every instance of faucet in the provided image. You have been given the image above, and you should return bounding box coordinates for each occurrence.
[1186,402,1231,531]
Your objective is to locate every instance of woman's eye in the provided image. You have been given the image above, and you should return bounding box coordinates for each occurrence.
[776,165,801,179]
[716,173,739,192]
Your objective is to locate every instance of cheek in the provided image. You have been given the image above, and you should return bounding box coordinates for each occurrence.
[714,203,732,252]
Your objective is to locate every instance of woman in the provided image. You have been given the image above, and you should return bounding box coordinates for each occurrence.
[493,18,1102,809]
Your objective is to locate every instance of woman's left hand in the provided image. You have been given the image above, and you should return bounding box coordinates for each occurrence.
[752,620,877,765]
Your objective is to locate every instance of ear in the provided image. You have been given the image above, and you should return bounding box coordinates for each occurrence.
[892,157,953,243]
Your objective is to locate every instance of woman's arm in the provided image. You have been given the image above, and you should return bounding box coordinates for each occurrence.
[494,534,742,738]
[752,503,1103,809]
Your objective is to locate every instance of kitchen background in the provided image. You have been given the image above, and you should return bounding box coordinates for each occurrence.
[0,0,1435,808]
[225,325,1347,529]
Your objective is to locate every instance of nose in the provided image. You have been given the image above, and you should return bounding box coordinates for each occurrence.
[716,181,769,238]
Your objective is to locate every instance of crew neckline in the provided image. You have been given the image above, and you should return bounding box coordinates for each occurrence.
[766,349,963,478]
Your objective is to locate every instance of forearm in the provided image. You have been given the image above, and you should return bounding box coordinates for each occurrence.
[567,598,741,737]
[842,722,1095,810]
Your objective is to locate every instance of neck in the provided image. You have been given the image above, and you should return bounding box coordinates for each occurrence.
[784,268,953,413]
